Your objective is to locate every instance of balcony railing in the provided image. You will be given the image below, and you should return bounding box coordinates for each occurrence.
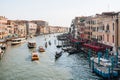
[105,30,110,33]
[98,30,104,32]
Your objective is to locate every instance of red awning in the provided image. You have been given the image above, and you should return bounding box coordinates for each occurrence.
[83,43,105,52]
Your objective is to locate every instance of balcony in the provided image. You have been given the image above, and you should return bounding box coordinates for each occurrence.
[98,30,104,32]
[105,30,110,33]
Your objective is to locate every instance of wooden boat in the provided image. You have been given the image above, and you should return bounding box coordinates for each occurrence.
[45,42,47,48]
[39,46,45,52]
[49,41,51,45]
[90,57,118,78]
[55,51,62,59]
[0,48,4,59]
[56,45,62,48]
[28,41,36,48]
[68,48,79,54]
[31,51,39,61]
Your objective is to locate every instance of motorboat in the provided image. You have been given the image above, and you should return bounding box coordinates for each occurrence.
[39,46,45,52]
[20,37,26,43]
[11,37,26,45]
[0,48,4,59]
[11,38,21,45]
[55,51,62,59]
[31,51,39,61]
[28,41,36,48]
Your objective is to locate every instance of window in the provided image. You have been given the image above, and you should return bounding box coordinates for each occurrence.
[113,23,114,31]
[112,35,114,43]
[103,25,104,30]
[107,34,109,42]
[103,35,104,41]
[106,24,109,30]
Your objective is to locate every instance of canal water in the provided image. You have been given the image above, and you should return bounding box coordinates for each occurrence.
[0,33,102,80]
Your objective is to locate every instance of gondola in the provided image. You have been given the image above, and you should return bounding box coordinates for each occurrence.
[68,48,79,54]
[49,41,51,45]
[45,42,47,48]
[55,51,62,59]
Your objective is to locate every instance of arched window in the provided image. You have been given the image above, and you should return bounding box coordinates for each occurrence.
[113,23,114,31]
[106,24,109,30]
[103,25,105,30]
[112,35,114,43]
[107,34,109,42]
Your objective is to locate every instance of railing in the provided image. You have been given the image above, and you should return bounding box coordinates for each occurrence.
[105,30,110,33]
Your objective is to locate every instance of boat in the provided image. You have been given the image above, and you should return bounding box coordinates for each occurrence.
[68,48,79,54]
[28,41,36,48]
[0,48,4,59]
[39,46,45,52]
[11,38,21,45]
[56,40,62,48]
[31,51,39,61]
[90,56,118,78]
[56,45,62,48]
[0,43,7,50]
[62,46,72,52]
[49,41,51,45]
[11,38,26,45]
[55,51,62,59]
[45,42,47,48]
[20,37,26,43]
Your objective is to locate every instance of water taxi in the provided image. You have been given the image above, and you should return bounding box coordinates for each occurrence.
[39,46,45,52]
[28,41,36,48]
[31,51,39,61]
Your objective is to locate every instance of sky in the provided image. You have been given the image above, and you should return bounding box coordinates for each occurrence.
[0,0,120,27]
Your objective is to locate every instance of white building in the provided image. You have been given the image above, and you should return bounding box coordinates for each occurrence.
[26,22,37,36]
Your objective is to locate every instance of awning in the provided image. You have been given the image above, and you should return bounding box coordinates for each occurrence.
[83,43,105,52]
[71,39,86,44]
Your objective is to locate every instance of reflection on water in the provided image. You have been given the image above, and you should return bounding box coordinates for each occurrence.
[0,34,101,80]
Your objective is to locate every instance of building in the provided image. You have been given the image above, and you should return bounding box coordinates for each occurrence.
[31,20,49,34]
[7,20,27,38]
[7,20,15,38]
[70,17,87,39]
[26,22,37,36]
[70,11,120,55]
[0,16,8,39]
[49,26,68,33]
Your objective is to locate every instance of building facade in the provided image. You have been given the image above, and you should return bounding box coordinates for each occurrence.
[26,22,37,36]
[69,12,120,54]
[0,16,8,39]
